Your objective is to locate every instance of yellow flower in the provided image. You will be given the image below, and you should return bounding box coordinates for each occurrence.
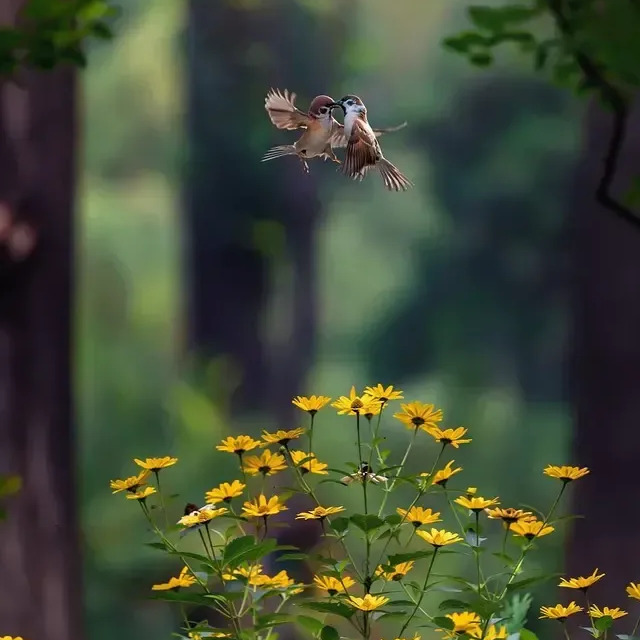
[426,460,462,487]
[313,574,355,595]
[292,395,332,414]
[125,486,157,501]
[250,569,298,590]
[466,487,477,496]
[393,401,443,431]
[375,561,414,581]
[627,582,640,600]
[242,450,287,476]
[485,507,532,524]
[539,602,583,620]
[559,568,605,591]
[151,566,196,591]
[223,564,263,581]
[289,450,329,475]
[261,428,305,446]
[205,480,246,504]
[589,605,627,620]
[242,494,288,518]
[177,506,228,527]
[347,594,389,611]
[480,625,508,640]
[133,456,178,472]
[296,505,345,520]
[396,506,441,527]
[416,528,463,548]
[364,384,404,403]
[543,465,590,482]
[438,612,481,637]
[362,401,382,420]
[188,634,231,640]
[426,426,472,448]
[332,386,379,416]
[510,519,554,540]
[216,435,261,455]
[455,495,499,512]
[110,470,150,494]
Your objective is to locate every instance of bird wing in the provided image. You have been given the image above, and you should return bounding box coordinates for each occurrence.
[342,118,381,179]
[329,119,407,149]
[264,88,311,130]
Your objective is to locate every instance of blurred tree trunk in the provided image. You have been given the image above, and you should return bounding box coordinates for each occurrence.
[0,54,81,640]
[184,0,347,423]
[567,98,640,601]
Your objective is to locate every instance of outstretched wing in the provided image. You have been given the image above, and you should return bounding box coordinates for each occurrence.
[329,119,407,149]
[264,88,311,130]
[342,118,381,179]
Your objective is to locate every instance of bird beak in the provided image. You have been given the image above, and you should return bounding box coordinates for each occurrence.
[327,102,343,111]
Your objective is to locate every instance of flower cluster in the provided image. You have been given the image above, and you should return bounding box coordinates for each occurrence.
[110,385,630,640]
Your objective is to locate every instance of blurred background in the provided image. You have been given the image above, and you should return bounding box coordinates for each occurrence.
[3,0,640,639]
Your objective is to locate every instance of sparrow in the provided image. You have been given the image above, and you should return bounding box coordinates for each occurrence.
[329,95,412,192]
[340,462,388,486]
[262,88,407,174]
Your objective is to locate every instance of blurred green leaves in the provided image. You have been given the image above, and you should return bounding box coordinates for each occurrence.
[0,473,21,521]
[0,0,119,74]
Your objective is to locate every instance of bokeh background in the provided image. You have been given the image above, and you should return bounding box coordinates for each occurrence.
[6,0,640,638]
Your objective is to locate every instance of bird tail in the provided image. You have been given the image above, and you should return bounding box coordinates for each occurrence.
[261,145,297,162]
[378,157,413,192]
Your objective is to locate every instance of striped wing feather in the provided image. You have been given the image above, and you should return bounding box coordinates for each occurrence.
[264,88,310,130]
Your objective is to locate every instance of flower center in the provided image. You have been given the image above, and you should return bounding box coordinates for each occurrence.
[235,448,246,455]
[259,465,271,474]
[327,588,337,596]
[351,398,364,410]
[309,409,318,416]
[411,416,425,426]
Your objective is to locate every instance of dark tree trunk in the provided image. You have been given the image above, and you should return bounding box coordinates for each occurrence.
[568,98,640,601]
[0,60,82,640]
[184,0,347,423]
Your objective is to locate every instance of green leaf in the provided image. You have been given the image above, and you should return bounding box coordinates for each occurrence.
[385,514,402,526]
[330,517,350,534]
[432,616,455,631]
[518,630,539,640]
[296,615,324,636]
[388,550,435,565]
[223,535,256,566]
[145,541,169,551]
[149,591,218,606]
[255,613,296,630]
[320,625,340,640]
[165,549,215,567]
[595,616,614,632]
[350,514,385,532]
[506,573,560,592]
[439,599,470,611]
[0,474,22,497]
[469,52,493,67]
[300,601,354,619]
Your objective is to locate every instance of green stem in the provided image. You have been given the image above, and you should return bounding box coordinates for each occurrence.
[501,523,509,557]
[563,624,572,640]
[400,582,433,621]
[631,613,640,636]
[398,548,439,637]
[378,427,418,518]
[153,470,169,530]
[474,511,482,593]
[308,412,315,454]
[368,403,386,468]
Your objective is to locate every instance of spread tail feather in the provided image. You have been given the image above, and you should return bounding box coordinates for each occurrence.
[261,145,297,162]
[378,158,412,192]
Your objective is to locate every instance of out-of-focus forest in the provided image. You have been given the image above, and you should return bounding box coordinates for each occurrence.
[2,0,640,638]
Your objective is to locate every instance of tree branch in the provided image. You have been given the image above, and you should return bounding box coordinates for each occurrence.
[548,0,640,229]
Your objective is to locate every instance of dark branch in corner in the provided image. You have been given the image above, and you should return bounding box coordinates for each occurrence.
[549,0,640,230]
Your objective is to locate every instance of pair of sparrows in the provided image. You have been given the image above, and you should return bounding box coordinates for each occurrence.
[262,89,412,192]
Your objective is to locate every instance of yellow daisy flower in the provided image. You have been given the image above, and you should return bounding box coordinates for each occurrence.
[559,569,604,591]
[426,426,472,448]
[133,456,178,472]
[627,582,640,600]
[543,465,590,482]
[362,401,382,420]
[347,594,389,611]
[589,605,627,620]
[289,450,328,475]
[375,561,414,581]
[393,401,443,431]
[437,612,481,637]
[416,528,463,548]
[260,428,305,446]
[177,506,228,528]
[425,460,462,487]
[510,519,554,540]
[295,505,345,520]
[250,569,298,590]
[205,480,246,504]
[313,574,355,595]
[242,494,288,518]
[292,395,332,414]
[539,602,583,620]
[481,625,509,640]
[242,450,287,476]
[455,495,499,512]
[364,384,404,403]
[151,566,196,591]
[396,506,441,527]
[110,470,150,494]
[222,564,263,581]
[485,507,532,524]
[216,435,261,455]
[125,486,156,501]
[332,386,379,416]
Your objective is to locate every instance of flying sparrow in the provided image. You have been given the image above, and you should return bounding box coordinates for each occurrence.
[340,462,388,486]
[262,88,406,174]
[329,95,412,191]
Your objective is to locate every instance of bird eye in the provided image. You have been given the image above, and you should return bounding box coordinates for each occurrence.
[346,99,354,106]
[319,107,327,114]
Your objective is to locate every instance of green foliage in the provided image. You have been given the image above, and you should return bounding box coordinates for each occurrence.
[0,0,119,74]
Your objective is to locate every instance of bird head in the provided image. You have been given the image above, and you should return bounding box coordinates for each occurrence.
[329,95,367,116]
[308,95,337,120]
